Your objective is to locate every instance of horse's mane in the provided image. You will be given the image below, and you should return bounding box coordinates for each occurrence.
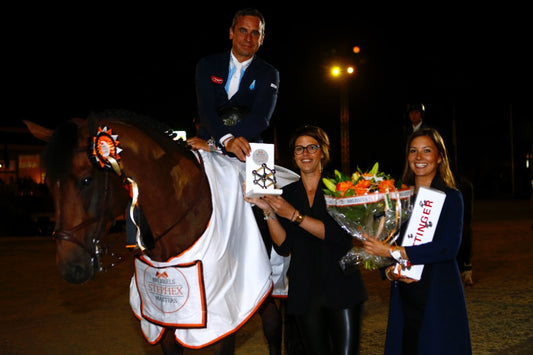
[86,110,194,161]
[44,110,198,180]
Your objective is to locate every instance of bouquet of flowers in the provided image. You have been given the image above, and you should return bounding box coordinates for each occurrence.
[323,163,413,271]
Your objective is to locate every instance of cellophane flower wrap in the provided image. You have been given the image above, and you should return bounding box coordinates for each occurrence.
[323,163,413,271]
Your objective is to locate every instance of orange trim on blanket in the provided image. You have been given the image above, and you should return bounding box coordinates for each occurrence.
[130,309,165,345]
[137,219,212,266]
[173,281,274,349]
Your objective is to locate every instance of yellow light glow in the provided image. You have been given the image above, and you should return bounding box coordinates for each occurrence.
[331,66,341,77]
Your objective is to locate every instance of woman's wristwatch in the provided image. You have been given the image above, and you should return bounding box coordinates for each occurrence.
[293,213,305,225]
[390,246,411,269]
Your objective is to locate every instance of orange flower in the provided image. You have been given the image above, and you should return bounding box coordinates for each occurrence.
[354,187,369,195]
[336,181,354,196]
[336,181,353,191]
[354,179,371,189]
[378,179,396,192]
[353,179,371,195]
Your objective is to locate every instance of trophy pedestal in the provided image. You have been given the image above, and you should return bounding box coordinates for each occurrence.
[245,143,283,198]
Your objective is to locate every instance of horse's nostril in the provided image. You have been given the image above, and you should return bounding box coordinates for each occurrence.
[62,264,92,284]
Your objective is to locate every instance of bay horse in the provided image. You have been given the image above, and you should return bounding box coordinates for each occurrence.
[25,111,276,354]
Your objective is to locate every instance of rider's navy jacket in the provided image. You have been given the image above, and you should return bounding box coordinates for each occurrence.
[195,50,279,143]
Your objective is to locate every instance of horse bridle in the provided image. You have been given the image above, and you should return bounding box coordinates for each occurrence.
[53,128,200,274]
[53,168,125,273]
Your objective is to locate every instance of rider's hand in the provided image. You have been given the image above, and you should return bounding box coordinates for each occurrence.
[187,137,210,151]
[225,137,251,162]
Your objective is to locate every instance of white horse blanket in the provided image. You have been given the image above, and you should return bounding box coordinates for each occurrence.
[129,150,295,348]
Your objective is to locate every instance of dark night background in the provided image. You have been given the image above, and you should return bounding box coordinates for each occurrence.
[4,3,532,199]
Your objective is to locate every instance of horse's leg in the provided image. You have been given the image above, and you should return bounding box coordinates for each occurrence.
[160,329,184,355]
[259,297,282,355]
[212,334,235,355]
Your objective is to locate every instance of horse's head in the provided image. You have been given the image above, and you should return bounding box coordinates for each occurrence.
[26,110,213,279]
[25,119,130,283]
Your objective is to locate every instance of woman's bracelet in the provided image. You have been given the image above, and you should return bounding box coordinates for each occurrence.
[263,209,276,220]
[385,267,397,281]
[290,209,297,222]
[390,246,411,269]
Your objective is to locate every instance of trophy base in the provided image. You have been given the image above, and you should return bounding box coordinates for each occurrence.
[245,188,283,199]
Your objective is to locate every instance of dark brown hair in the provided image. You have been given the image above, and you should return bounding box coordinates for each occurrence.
[288,125,330,166]
[231,8,265,33]
[402,127,456,189]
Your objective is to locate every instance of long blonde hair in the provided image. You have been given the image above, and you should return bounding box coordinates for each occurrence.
[401,128,456,189]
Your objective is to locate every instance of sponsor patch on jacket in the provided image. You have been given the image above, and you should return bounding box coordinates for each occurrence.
[211,76,223,84]
[249,80,256,90]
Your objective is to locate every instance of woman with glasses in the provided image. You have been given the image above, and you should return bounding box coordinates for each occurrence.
[245,125,367,354]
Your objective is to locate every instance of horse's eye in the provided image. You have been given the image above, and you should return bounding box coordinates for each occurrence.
[80,177,92,187]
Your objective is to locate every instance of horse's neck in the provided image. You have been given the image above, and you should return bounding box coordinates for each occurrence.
[107,122,212,261]
[144,159,212,262]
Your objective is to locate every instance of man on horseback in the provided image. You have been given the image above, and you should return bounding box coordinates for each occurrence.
[189,9,287,355]
[191,8,279,162]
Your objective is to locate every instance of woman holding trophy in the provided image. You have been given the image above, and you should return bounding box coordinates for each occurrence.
[245,125,367,355]
[363,128,472,354]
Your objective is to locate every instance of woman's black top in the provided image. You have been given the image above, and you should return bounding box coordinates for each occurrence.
[275,179,368,315]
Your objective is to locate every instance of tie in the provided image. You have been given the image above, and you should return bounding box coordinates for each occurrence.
[226,63,243,99]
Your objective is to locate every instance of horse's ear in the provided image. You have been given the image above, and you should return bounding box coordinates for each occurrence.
[23,120,53,142]
[71,117,86,126]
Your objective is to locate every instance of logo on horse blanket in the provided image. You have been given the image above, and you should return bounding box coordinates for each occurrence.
[134,258,206,327]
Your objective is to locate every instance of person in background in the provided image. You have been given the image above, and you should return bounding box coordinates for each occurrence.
[456,175,474,286]
[363,128,472,354]
[189,8,279,162]
[245,126,367,355]
[406,103,428,135]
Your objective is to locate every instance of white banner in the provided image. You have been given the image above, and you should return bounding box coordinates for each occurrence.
[393,186,446,280]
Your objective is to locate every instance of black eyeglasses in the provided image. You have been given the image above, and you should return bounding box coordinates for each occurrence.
[294,144,321,155]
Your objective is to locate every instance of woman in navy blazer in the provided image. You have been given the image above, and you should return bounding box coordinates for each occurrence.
[364,128,472,354]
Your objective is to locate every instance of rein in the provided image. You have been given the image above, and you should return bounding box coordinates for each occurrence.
[54,126,201,274]
[53,162,125,273]
[108,149,207,250]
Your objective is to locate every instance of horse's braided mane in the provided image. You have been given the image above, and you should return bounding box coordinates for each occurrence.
[44,110,198,180]
[87,109,199,165]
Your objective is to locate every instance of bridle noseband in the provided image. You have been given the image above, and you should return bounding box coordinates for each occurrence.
[53,168,125,273]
